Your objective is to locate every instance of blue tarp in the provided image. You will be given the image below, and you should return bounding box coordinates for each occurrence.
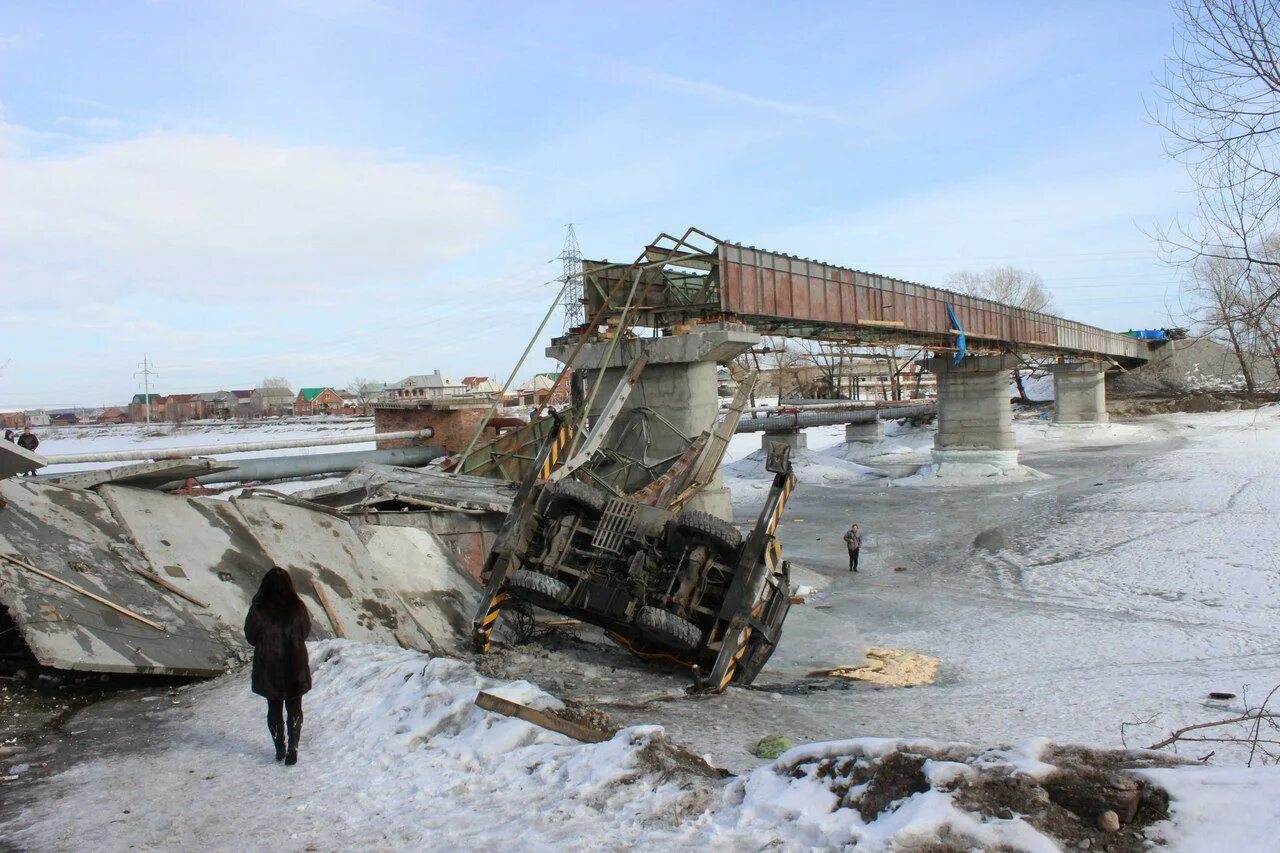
[1124,329,1168,340]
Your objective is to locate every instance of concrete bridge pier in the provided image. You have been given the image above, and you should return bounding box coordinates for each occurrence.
[1049,363,1109,424]
[762,431,807,452]
[547,323,759,521]
[924,355,1021,472]
[845,420,883,443]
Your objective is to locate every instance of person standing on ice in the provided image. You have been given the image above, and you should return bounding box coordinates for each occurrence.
[244,567,312,766]
[843,523,863,573]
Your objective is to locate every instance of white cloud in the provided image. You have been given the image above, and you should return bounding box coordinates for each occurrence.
[0,129,513,307]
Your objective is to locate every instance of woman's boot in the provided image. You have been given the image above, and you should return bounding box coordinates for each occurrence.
[268,719,286,762]
[285,712,303,766]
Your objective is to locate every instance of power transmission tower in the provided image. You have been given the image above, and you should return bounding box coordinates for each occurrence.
[559,224,583,331]
[134,353,158,424]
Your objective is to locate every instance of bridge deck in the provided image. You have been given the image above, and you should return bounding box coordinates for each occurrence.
[581,229,1149,364]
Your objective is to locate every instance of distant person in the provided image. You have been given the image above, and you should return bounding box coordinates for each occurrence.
[244,568,312,766]
[3,429,14,443]
[529,406,540,421]
[843,522,863,573]
[16,428,39,476]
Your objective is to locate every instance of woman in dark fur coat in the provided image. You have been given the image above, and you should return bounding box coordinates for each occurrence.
[244,567,312,766]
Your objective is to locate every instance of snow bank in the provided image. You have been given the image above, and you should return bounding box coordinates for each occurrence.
[7,642,1280,850]
[1141,765,1280,852]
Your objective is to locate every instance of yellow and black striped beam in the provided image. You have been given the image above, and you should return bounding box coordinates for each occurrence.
[476,588,507,654]
[538,425,576,480]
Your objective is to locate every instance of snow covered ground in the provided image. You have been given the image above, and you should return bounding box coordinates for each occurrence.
[5,407,1280,849]
[3,641,1278,851]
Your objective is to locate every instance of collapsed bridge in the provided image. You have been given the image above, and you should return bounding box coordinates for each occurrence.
[569,228,1155,475]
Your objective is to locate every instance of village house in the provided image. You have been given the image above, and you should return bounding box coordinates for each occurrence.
[460,376,501,396]
[295,387,345,415]
[387,370,466,402]
[195,390,237,420]
[96,407,129,425]
[504,373,568,408]
[250,386,294,417]
[128,394,165,423]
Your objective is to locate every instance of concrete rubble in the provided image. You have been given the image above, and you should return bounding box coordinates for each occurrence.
[0,470,483,679]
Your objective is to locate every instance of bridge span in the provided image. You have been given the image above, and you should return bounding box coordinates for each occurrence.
[580,228,1150,366]
[552,228,1152,489]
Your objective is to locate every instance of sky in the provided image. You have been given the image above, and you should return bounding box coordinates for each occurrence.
[0,0,1195,409]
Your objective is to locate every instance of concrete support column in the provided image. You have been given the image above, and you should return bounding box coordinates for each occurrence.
[1050,363,1108,424]
[547,323,759,520]
[762,431,807,452]
[924,355,1019,470]
[844,420,882,443]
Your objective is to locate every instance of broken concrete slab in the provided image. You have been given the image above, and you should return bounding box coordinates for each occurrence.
[97,485,277,633]
[297,464,517,513]
[356,524,482,654]
[231,495,437,650]
[0,443,45,481]
[0,480,232,676]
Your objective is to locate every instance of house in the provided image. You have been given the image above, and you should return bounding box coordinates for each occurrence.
[48,410,78,426]
[0,412,25,429]
[196,390,237,420]
[128,394,164,423]
[251,386,294,417]
[295,387,345,415]
[24,410,51,427]
[230,390,254,417]
[96,407,129,425]
[387,370,467,402]
[505,373,567,408]
[166,393,199,422]
[460,376,501,396]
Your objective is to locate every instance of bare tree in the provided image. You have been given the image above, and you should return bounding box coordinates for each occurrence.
[1187,255,1260,391]
[1157,0,1280,319]
[948,266,1055,401]
[259,376,290,389]
[348,378,384,407]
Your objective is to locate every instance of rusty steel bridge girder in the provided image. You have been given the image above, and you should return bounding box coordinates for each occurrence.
[580,228,1150,366]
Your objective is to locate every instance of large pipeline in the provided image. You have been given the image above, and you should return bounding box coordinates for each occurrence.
[154,446,446,490]
[735,402,935,434]
[44,429,435,465]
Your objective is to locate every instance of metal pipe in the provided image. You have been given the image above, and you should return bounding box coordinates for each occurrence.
[153,446,446,489]
[43,429,435,465]
[734,402,935,434]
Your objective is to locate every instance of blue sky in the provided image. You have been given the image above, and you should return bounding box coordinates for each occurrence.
[0,0,1192,408]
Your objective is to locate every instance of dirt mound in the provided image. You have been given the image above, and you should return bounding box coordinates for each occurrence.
[780,740,1184,852]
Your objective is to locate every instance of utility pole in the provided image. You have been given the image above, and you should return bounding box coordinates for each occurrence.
[134,354,157,424]
[559,224,583,332]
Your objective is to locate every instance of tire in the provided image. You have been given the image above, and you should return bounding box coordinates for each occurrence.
[544,478,607,520]
[635,606,703,650]
[506,569,571,606]
[667,509,743,559]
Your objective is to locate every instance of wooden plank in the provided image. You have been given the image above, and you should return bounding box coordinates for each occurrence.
[310,577,347,638]
[0,553,165,632]
[130,565,209,609]
[474,690,613,744]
